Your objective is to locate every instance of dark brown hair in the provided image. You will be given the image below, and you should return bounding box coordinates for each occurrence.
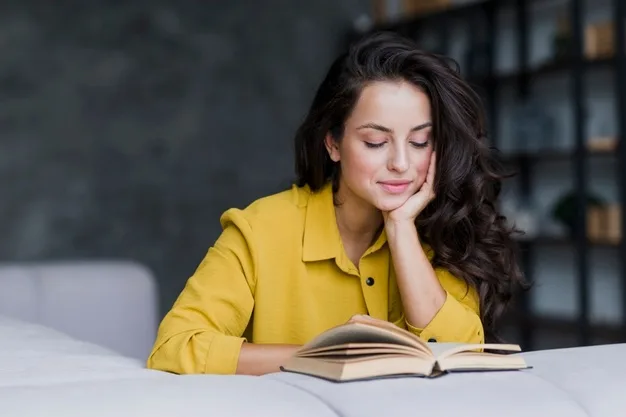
[294,31,526,342]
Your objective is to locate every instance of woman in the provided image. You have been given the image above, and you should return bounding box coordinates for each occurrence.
[147,32,524,376]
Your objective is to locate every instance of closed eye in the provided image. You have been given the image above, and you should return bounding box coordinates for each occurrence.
[364,142,385,148]
[410,141,429,148]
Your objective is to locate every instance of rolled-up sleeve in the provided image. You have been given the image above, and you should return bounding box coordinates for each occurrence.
[405,268,484,344]
[146,209,256,375]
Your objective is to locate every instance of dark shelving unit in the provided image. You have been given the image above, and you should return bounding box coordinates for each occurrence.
[614,0,626,339]
[468,56,615,86]
[499,147,617,163]
[517,234,621,248]
[366,0,626,349]
[374,0,498,33]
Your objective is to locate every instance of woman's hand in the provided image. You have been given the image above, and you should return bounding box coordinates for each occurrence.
[384,152,436,225]
[347,314,395,329]
[347,314,378,324]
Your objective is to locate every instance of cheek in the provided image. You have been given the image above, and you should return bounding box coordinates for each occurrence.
[342,148,379,180]
[414,152,433,177]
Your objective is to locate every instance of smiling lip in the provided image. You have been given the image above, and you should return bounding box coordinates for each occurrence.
[378,180,412,194]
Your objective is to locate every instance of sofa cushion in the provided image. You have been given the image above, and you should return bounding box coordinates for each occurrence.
[267,368,587,417]
[523,343,626,417]
[0,315,152,387]
[0,375,340,417]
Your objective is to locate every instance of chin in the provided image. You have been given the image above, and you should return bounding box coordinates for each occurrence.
[372,195,409,212]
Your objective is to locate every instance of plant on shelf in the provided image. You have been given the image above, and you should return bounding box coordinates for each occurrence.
[551,190,605,236]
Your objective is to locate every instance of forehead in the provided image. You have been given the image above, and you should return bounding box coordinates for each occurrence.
[348,80,432,124]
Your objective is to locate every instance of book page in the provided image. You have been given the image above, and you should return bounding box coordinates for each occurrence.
[300,343,432,359]
[299,322,429,354]
[434,343,521,360]
[348,315,424,343]
[438,351,528,372]
[427,342,468,358]
[300,342,420,355]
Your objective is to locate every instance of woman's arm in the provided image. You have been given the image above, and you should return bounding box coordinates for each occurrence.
[147,209,298,375]
[385,219,484,343]
[236,343,301,375]
[385,219,446,328]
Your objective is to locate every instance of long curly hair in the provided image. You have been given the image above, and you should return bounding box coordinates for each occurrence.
[293,31,527,341]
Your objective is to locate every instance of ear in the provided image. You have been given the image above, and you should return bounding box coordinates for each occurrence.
[324,133,341,162]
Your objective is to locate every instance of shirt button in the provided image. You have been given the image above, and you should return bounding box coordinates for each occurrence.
[365,277,375,286]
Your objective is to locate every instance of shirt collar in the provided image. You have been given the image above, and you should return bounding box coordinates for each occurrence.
[302,183,388,262]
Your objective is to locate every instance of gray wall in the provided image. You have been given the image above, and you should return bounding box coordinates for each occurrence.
[0,1,370,315]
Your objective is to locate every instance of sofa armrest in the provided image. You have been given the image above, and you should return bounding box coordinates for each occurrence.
[0,260,158,361]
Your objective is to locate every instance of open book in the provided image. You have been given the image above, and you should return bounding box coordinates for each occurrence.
[280,316,528,382]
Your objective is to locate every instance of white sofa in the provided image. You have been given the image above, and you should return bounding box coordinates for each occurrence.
[0,260,159,361]
[0,261,624,416]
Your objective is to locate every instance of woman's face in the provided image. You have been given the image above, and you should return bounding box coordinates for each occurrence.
[326,80,434,212]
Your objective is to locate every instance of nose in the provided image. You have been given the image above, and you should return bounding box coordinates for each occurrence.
[388,144,409,173]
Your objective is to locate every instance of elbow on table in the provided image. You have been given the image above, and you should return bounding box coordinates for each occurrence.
[146,329,244,375]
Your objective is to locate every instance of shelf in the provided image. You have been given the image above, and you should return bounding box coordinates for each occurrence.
[374,0,497,32]
[502,312,626,346]
[516,235,621,248]
[496,147,617,163]
[469,56,615,86]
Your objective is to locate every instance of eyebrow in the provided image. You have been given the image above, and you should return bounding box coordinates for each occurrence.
[356,122,432,133]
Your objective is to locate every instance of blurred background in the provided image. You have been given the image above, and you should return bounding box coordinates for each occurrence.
[1,0,625,353]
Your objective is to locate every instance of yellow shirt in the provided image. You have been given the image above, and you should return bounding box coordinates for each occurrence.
[147,183,484,375]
